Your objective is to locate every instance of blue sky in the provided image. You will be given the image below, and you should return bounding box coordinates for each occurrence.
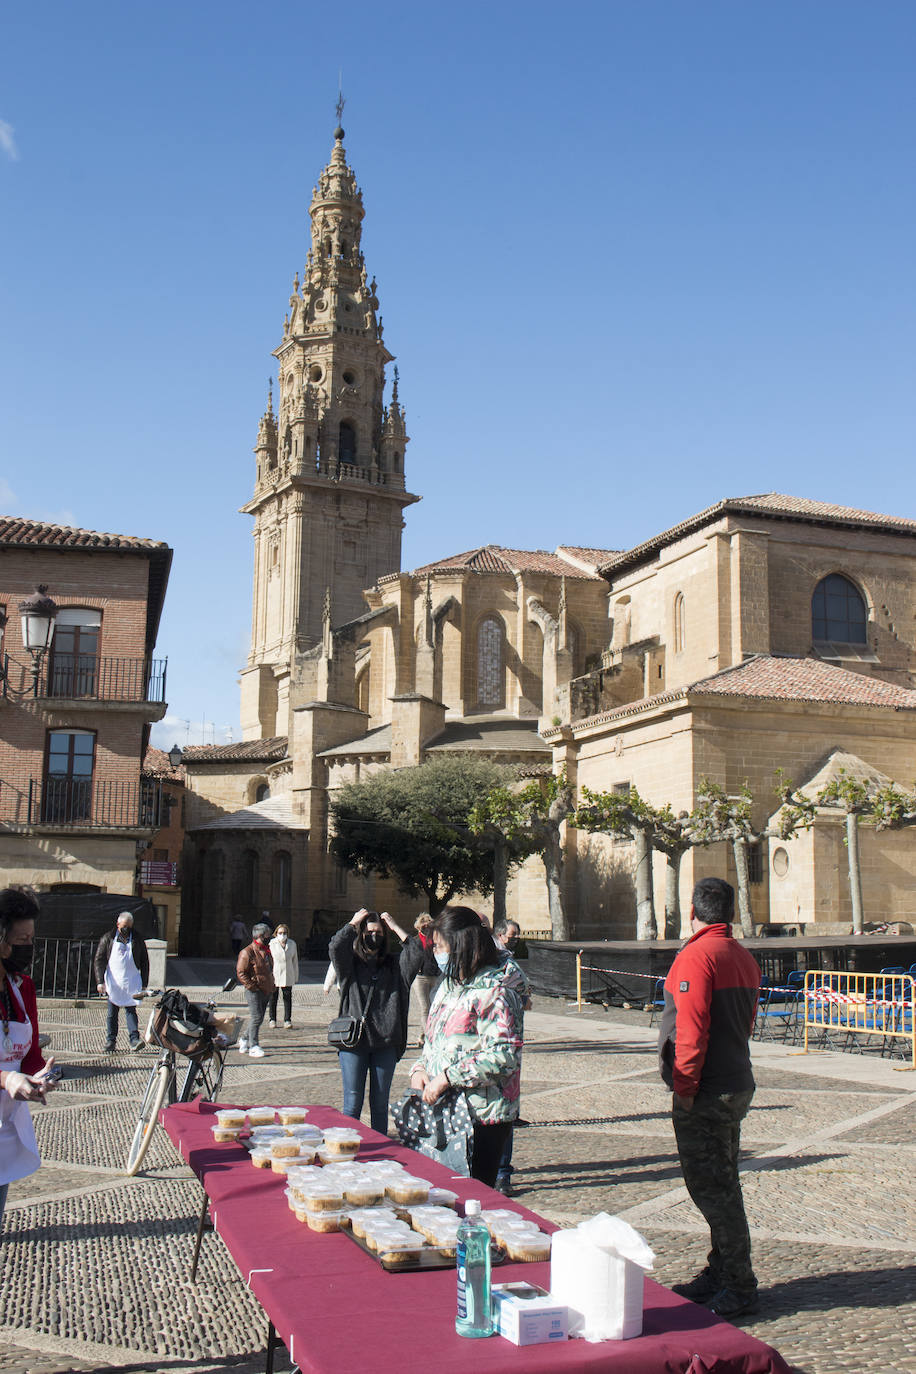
[1,2,914,747]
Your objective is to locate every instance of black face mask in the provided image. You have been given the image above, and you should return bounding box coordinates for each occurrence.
[3,944,34,975]
[364,932,383,952]
[504,938,518,951]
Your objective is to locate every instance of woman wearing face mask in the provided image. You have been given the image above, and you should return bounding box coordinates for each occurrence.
[267,924,299,1029]
[329,908,424,1135]
[0,887,59,1226]
[410,906,523,1187]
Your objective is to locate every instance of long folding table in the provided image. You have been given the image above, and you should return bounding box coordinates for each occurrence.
[163,1099,791,1374]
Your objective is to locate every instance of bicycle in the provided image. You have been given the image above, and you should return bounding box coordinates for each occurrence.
[125,988,240,1176]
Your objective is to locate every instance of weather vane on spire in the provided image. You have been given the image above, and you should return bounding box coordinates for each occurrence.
[335,74,345,129]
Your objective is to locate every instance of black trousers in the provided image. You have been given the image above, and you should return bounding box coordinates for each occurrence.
[269,986,293,1022]
[471,1121,513,1188]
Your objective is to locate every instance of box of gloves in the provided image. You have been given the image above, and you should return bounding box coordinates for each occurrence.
[491,1282,568,1346]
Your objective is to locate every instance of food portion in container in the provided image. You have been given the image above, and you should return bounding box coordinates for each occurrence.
[246,1107,278,1126]
[277,1106,309,1125]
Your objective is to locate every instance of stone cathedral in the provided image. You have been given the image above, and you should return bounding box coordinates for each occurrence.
[180,121,916,957]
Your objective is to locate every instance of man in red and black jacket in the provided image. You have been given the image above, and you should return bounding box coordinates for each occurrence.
[658,876,762,1319]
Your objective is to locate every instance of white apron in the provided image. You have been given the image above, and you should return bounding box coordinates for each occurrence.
[0,978,41,1185]
[104,935,142,1007]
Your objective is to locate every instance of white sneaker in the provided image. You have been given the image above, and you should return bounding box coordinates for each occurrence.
[237,1039,248,1054]
[248,1046,266,1058]
[267,1019,276,1029]
[283,1020,292,1029]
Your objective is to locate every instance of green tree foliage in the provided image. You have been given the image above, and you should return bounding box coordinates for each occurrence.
[329,756,512,914]
[470,773,573,940]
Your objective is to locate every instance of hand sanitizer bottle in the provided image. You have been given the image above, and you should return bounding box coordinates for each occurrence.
[456,1199,495,1337]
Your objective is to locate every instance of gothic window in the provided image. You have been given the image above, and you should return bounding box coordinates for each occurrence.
[283,426,292,460]
[272,850,292,907]
[674,593,686,653]
[339,421,356,464]
[476,615,505,709]
[812,574,867,644]
[242,850,259,906]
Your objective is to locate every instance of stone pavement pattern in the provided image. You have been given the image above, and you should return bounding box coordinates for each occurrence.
[0,960,913,1373]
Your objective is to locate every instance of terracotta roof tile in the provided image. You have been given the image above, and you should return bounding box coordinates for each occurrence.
[410,545,604,580]
[599,494,916,577]
[183,737,289,764]
[0,515,169,552]
[569,656,916,733]
[690,656,916,709]
[142,745,185,782]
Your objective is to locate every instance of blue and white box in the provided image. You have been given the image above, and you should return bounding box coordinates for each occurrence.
[491,1282,569,1346]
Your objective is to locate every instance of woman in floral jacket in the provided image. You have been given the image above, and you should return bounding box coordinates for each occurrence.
[410,906,524,1186]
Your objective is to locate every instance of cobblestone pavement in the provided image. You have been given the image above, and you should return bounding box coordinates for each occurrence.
[0,960,913,1372]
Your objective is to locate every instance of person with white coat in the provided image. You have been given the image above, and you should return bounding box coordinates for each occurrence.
[0,888,59,1227]
[268,924,299,1028]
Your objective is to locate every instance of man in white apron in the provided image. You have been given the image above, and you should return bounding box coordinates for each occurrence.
[94,912,149,1053]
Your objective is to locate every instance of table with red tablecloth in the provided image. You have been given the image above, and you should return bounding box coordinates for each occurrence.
[162,1100,790,1374]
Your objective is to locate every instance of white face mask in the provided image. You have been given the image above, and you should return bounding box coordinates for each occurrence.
[434,950,449,972]
[278,934,288,945]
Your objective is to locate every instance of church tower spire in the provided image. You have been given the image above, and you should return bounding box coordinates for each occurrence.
[241,118,419,740]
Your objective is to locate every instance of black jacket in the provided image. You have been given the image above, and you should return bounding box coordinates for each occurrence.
[329,926,425,1058]
[93,929,150,988]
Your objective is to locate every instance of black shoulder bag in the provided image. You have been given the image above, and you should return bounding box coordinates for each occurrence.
[327,972,378,1050]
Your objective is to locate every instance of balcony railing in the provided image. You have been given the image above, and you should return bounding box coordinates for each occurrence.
[0,776,168,830]
[1,655,167,703]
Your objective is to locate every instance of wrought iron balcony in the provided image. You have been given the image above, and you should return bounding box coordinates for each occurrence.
[0,776,168,831]
[1,654,167,703]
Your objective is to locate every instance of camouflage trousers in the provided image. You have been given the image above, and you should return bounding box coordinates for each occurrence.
[672,1088,756,1293]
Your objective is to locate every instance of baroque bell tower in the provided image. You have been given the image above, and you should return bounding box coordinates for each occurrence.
[240,116,419,740]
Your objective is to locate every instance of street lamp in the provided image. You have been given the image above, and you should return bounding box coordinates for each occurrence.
[167,743,184,768]
[0,585,58,698]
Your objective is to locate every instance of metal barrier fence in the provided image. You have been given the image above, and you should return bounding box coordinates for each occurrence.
[31,938,97,999]
[575,952,660,1010]
[804,970,915,1070]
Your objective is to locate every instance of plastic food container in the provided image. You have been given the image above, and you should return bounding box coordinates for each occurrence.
[320,1129,361,1157]
[427,1187,458,1208]
[249,1125,287,1144]
[214,1108,246,1129]
[301,1185,345,1212]
[377,1234,426,1263]
[505,1231,552,1262]
[288,1123,323,1142]
[246,1107,277,1126]
[306,1209,346,1233]
[343,1182,384,1207]
[211,1124,243,1143]
[277,1106,309,1125]
[386,1176,430,1205]
[250,1147,273,1169]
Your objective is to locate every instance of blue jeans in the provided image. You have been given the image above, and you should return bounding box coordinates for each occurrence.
[106,1001,139,1048]
[244,989,269,1047]
[338,1046,399,1135]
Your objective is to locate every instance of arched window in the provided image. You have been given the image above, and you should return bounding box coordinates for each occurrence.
[356,666,370,715]
[812,574,867,644]
[339,421,356,464]
[272,850,292,907]
[477,616,504,708]
[242,850,259,907]
[255,782,270,802]
[674,593,686,653]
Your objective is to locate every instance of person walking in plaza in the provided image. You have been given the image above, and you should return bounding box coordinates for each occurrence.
[410,913,440,1047]
[267,923,298,1029]
[411,906,524,1187]
[658,876,762,1319]
[236,922,275,1059]
[228,916,247,957]
[0,888,59,1226]
[329,907,423,1135]
[94,911,149,1053]
[492,917,531,1195]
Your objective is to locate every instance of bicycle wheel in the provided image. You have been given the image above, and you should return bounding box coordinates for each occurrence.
[126,1061,172,1176]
